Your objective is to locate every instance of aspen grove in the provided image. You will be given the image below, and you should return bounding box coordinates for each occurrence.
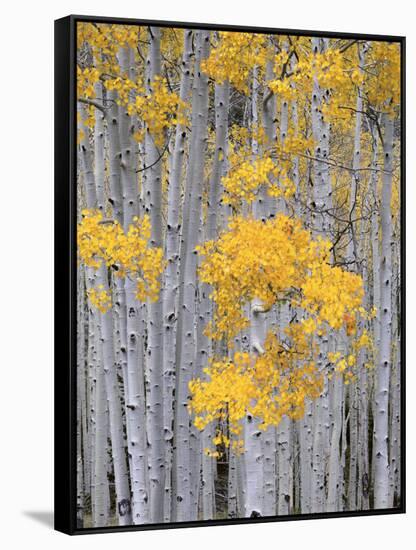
[75,23,401,527]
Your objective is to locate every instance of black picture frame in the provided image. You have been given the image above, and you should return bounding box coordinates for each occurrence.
[54,14,406,535]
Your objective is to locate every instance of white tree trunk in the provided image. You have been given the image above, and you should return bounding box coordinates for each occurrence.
[76,269,86,527]
[93,341,110,527]
[298,400,313,513]
[173,30,210,522]
[348,383,358,510]
[326,374,344,512]
[80,118,132,525]
[277,417,292,515]
[105,88,124,224]
[310,37,331,513]
[374,114,394,508]
[244,411,264,518]
[94,80,106,212]
[144,27,165,523]
[162,29,193,522]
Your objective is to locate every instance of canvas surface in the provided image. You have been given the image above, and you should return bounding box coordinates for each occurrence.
[75,21,402,528]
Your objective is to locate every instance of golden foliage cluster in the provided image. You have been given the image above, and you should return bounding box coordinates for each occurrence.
[78,210,165,309]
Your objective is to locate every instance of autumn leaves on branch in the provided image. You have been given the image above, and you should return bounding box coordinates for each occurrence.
[77,25,400,458]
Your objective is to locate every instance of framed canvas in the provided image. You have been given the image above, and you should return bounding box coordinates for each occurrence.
[54,14,405,535]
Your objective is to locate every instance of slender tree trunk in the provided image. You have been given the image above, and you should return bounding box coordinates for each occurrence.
[79,107,97,209]
[298,400,313,513]
[143,27,166,523]
[94,81,106,212]
[244,412,264,518]
[163,30,193,522]
[310,37,331,513]
[105,88,124,225]
[277,417,292,515]
[389,235,401,506]
[100,301,132,524]
[200,79,230,520]
[348,382,358,510]
[311,385,326,513]
[227,444,238,518]
[347,43,366,269]
[374,114,394,508]
[173,30,210,522]
[116,45,151,525]
[241,65,267,519]
[86,299,97,519]
[326,374,343,511]
[80,113,132,525]
[93,342,110,527]
[77,270,86,527]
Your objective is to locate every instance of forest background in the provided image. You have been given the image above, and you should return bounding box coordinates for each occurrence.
[0,2,413,550]
[75,19,401,527]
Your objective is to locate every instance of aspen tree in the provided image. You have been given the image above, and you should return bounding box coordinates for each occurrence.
[143,27,166,523]
[374,114,394,508]
[163,29,193,521]
[75,25,401,524]
[173,30,210,522]
[78,101,132,525]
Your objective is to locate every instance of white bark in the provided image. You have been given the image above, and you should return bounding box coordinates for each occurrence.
[277,417,292,515]
[311,37,332,235]
[346,44,366,269]
[370,131,381,357]
[79,106,97,209]
[374,114,394,509]
[162,30,193,522]
[93,340,110,527]
[311,385,326,513]
[310,38,331,513]
[81,125,132,525]
[100,300,132,524]
[173,30,210,522]
[298,400,313,513]
[348,382,358,510]
[228,443,238,518]
[115,45,151,525]
[326,374,343,512]
[105,88,124,224]
[389,237,401,506]
[75,32,401,524]
[144,27,165,523]
[244,412,264,518]
[86,299,97,515]
[199,79,230,520]
[94,81,106,212]
[76,269,86,527]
